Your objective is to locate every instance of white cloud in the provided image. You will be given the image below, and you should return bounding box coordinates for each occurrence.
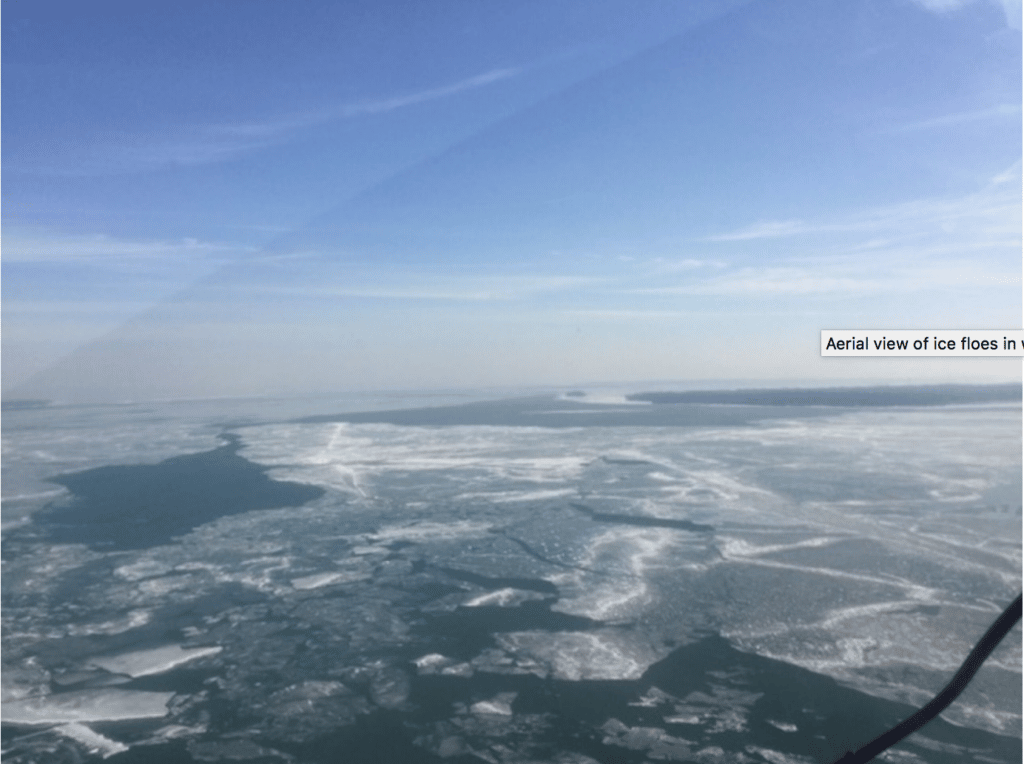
[705,220,810,242]
[705,172,1021,244]
[564,309,695,319]
[336,68,520,118]
[881,103,1021,134]
[998,0,1023,27]
[3,230,254,265]
[641,267,891,296]
[649,257,726,271]
[989,161,1022,185]
[240,274,597,303]
[652,177,1021,299]
[19,68,521,176]
[909,0,975,11]
[908,0,1021,27]
[637,257,1019,297]
[150,68,522,165]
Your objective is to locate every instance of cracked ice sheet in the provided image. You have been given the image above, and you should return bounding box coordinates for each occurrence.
[2,397,1020,754]
[549,526,683,621]
[495,631,664,681]
[233,407,1019,717]
[238,422,597,499]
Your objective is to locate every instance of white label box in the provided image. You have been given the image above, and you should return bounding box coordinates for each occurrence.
[821,330,1024,357]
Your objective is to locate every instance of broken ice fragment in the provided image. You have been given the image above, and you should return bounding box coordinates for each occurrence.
[495,631,660,681]
[259,681,370,742]
[1,664,51,701]
[413,653,474,677]
[54,723,128,759]
[2,689,173,724]
[52,670,131,689]
[414,653,450,672]
[369,666,411,708]
[268,680,352,705]
[664,714,701,725]
[436,735,468,758]
[440,663,474,677]
[290,570,368,589]
[463,588,549,608]
[469,692,517,716]
[600,718,694,758]
[628,686,675,707]
[88,644,222,677]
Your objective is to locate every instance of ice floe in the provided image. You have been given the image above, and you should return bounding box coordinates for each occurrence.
[369,519,493,543]
[496,631,663,681]
[2,689,174,724]
[88,644,222,677]
[53,724,128,759]
[463,588,549,608]
[2,395,1019,761]
[414,653,451,672]
[369,665,412,708]
[470,692,516,716]
[601,718,695,759]
[290,570,369,589]
[414,654,475,677]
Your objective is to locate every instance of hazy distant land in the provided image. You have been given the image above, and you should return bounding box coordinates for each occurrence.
[626,383,1021,407]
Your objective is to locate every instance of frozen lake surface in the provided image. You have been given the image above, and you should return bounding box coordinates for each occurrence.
[2,388,1020,763]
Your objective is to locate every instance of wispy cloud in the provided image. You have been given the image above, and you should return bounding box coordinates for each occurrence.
[880,103,1021,134]
[236,274,597,303]
[634,252,1019,294]
[989,162,1022,185]
[705,220,810,242]
[705,171,1021,243]
[908,0,1021,28]
[999,0,1023,27]
[3,299,158,318]
[18,68,521,176]
[639,267,891,296]
[200,68,521,142]
[335,68,519,118]
[909,0,977,11]
[563,309,697,319]
[638,260,1020,297]
[3,230,255,265]
[648,257,726,271]
[651,175,1021,298]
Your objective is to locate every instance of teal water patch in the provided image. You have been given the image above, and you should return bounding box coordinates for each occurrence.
[30,435,323,551]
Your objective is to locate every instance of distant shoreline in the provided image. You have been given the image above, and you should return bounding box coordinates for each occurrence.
[625,383,1021,408]
[291,383,1021,429]
[3,383,1019,422]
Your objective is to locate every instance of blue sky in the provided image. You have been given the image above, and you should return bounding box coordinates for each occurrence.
[4,0,1021,401]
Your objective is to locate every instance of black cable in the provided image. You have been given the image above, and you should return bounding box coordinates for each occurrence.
[833,593,1022,764]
